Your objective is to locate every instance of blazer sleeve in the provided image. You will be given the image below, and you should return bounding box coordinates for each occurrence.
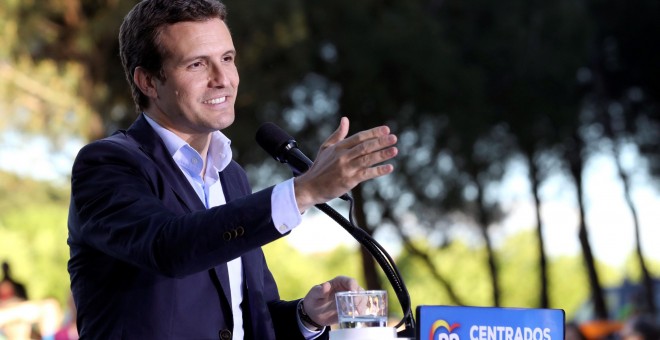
[68,134,287,278]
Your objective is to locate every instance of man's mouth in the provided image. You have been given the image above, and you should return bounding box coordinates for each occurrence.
[203,96,227,104]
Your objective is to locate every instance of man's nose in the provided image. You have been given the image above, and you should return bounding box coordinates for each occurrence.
[208,64,229,87]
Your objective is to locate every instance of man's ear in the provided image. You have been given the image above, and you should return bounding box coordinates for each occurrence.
[133,66,159,99]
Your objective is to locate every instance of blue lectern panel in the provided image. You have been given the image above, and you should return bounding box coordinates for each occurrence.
[416,305,564,340]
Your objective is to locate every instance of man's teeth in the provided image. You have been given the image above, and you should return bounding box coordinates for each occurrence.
[204,97,226,104]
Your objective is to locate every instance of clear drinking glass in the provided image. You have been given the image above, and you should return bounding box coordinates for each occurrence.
[335,290,388,329]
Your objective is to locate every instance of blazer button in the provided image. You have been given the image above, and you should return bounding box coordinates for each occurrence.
[218,329,232,340]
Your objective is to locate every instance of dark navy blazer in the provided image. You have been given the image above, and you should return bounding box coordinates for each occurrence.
[68,115,320,339]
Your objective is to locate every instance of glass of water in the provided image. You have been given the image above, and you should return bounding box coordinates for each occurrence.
[335,290,388,329]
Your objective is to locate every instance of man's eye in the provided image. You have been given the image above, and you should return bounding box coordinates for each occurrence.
[189,61,205,69]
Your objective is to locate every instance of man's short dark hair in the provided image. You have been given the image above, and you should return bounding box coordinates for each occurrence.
[119,0,228,113]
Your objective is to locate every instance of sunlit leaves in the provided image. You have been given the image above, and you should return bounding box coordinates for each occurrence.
[0,58,99,143]
[0,173,70,306]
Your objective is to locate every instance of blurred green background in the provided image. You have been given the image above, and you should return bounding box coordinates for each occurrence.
[1,0,659,329]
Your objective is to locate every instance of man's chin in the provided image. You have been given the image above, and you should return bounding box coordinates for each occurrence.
[214,113,235,131]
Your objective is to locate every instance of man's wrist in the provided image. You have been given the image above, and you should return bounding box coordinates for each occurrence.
[297,299,324,331]
[293,177,315,213]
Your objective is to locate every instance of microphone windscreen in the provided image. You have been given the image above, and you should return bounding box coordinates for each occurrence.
[255,122,293,159]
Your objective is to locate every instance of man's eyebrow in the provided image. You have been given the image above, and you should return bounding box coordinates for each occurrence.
[185,49,236,60]
[176,55,206,65]
[173,47,237,66]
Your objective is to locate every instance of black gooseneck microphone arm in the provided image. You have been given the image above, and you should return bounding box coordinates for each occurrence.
[255,122,415,337]
[315,197,415,338]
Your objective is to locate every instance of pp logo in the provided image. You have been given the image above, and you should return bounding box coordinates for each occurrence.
[429,320,460,340]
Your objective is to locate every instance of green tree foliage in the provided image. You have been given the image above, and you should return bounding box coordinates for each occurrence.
[265,227,634,322]
[0,172,70,306]
[0,1,102,145]
[1,0,658,325]
[263,241,362,300]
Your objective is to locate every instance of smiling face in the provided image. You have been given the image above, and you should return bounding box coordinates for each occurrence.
[136,18,239,147]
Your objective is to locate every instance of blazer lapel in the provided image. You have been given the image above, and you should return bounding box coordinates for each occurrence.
[126,115,233,309]
[125,114,205,213]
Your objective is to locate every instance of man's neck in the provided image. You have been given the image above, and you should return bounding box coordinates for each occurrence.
[143,113,211,156]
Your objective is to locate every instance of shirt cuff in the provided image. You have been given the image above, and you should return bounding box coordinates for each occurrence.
[298,320,326,340]
[271,178,303,234]
[296,301,326,339]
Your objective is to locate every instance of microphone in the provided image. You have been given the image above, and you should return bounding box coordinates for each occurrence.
[255,122,350,200]
[255,122,313,177]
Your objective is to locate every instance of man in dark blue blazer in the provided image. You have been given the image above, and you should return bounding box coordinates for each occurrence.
[67,0,399,339]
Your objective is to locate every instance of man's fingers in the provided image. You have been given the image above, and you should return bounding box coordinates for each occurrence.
[340,125,392,150]
[364,163,395,179]
[350,133,398,162]
[295,120,397,209]
[319,281,333,295]
[354,144,398,170]
[329,276,361,292]
[321,117,350,148]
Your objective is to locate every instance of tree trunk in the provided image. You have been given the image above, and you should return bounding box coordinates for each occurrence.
[525,152,550,308]
[613,142,657,316]
[476,180,500,307]
[352,185,383,290]
[568,135,608,319]
[396,229,465,305]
